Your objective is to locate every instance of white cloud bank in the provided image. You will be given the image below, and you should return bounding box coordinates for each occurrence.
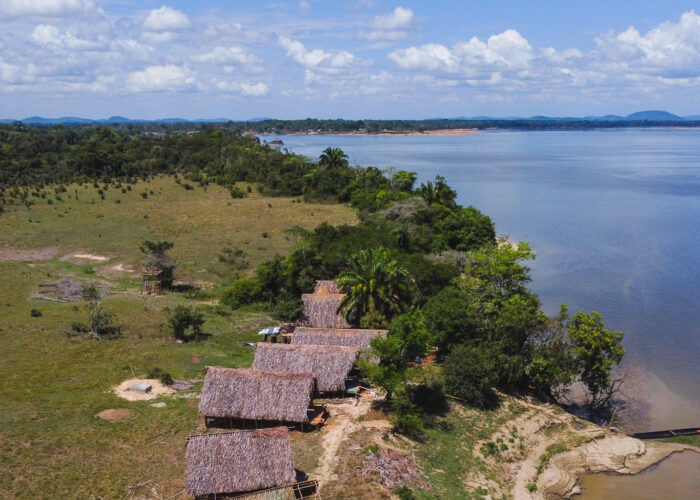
[360,6,414,41]
[143,6,191,32]
[126,65,195,92]
[0,0,97,19]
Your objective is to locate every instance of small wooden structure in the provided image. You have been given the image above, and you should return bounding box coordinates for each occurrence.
[300,281,351,329]
[199,367,323,430]
[185,428,299,499]
[252,343,360,394]
[140,266,162,295]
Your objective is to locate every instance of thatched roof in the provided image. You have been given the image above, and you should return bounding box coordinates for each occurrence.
[313,280,341,294]
[252,343,360,393]
[199,367,315,424]
[185,428,296,497]
[301,280,351,329]
[292,327,387,350]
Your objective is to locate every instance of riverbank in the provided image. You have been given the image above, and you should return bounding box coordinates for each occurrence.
[287,128,478,137]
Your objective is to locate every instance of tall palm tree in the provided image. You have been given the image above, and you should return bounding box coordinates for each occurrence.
[318,147,349,170]
[336,246,410,326]
[420,175,456,207]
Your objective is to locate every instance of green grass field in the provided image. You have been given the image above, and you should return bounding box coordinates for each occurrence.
[0,178,355,498]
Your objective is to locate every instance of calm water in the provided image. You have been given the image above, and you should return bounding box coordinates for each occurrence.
[264,130,700,430]
[265,129,700,498]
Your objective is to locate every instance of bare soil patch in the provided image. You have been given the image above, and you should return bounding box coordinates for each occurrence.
[33,279,109,302]
[113,378,176,401]
[61,252,111,262]
[97,408,133,421]
[0,247,58,261]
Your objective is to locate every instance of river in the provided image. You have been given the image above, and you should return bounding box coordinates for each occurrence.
[262,129,699,497]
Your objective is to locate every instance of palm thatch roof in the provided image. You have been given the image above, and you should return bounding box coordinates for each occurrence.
[185,428,296,497]
[301,280,351,329]
[252,343,360,393]
[199,367,315,424]
[291,327,387,350]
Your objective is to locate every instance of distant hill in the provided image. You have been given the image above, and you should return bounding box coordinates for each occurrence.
[2,110,700,126]
[623,110,683,121]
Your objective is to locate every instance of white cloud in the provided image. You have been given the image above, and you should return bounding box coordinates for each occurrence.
[126,65,195,92]
[191,46,260,65]
[216,80,269,96]
[0,0,97,19]
[360,6,413,41]
[595,10,700,77]
[279,36,331,68]
[279,36,367,77]
[390,29,533,77]
[31,24,105,50]
[31,24,62,45]
[372,6,413,31]
[143,6,191,33]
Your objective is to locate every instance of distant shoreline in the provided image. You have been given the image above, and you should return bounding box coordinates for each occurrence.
[281,128,479,137]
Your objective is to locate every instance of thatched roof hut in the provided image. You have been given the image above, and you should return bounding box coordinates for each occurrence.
[301,280,351,329]
[185,428,296,498]
[252,343,360,393]
[292,327,387,350]
[199,367,315,424]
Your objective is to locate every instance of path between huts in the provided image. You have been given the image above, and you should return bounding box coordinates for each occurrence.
[314,398,378,484]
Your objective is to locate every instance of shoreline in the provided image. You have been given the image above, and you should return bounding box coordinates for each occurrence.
[279,128,479,137]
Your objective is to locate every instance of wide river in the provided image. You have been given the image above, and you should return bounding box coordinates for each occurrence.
[263,130,699,496]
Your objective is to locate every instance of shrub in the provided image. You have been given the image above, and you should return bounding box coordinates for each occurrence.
[30,308,42,317]
[165,305,204,341]
[221,278,260,309]
[443,344,499,409]
[272,298,304,321]
[396,486,416,500]
[228,186,247,198]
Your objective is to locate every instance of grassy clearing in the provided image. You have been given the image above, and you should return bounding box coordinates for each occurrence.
[0,176,356,282]
[0,184,355,498]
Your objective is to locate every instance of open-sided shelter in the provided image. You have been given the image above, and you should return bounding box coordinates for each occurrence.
[185,427,296,498]
[199,367,316,428]
[252,343,360,393]
[301,280,351,329]
[292,327,387,350]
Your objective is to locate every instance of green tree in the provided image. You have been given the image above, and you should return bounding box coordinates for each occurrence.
[318,147,349,170]
[336,246,410,327]
[443,344,499,409]
[568,310,625,403]
[165,305,204,341]
[419,175,456,207]
[360,309,431,398]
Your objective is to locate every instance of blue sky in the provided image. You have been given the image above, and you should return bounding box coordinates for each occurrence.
[1,0,699,119]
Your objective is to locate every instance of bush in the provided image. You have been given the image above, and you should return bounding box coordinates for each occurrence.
[229,186,247,198]
[443,344,499,409]
[221,278,260,309]
[147,368,173,385]
[165,305,204,341]
[396,485,416,500]
[30,308,42,317]
[272,298,304,321]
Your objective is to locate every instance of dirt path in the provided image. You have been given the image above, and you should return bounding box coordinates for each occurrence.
[314,398,374,485]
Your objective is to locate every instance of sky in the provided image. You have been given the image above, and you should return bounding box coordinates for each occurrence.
[1,0,700,119]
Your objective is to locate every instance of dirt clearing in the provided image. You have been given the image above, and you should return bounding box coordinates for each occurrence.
[97,409,133,421]
[114,379,176,401]
[0,247,58,261]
